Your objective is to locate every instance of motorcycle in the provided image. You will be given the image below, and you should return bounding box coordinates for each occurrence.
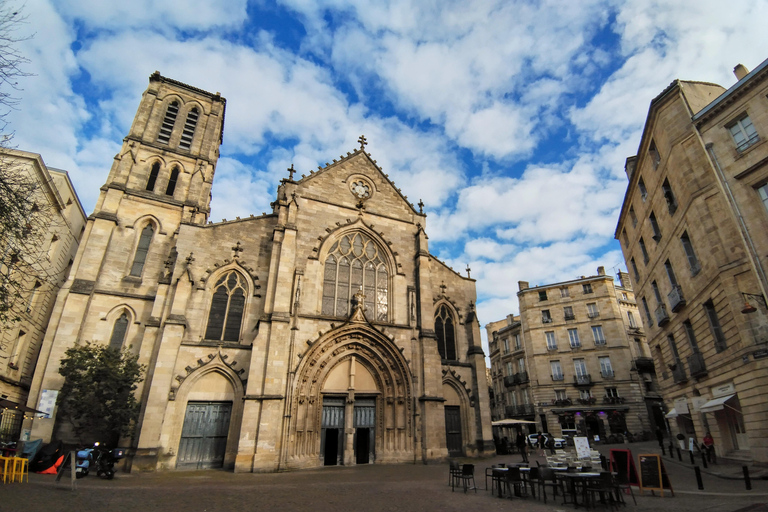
[76,442,125,479]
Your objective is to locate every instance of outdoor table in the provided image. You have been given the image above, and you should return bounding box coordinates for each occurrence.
[557,472,602,508]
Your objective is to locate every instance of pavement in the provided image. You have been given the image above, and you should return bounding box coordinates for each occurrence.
[0,440,765,512]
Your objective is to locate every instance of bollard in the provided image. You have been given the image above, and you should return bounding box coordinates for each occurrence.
[677,448,682,462]
[701,451,708,469]
[669,442,675,457]
[661,443,666,456]
[694,466,704,490]
[743,466,752,491]
[689,451,695,465]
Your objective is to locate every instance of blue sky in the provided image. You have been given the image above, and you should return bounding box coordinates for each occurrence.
[9,0,768,352]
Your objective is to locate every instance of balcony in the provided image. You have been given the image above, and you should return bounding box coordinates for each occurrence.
[668,285,686,312]
[671,364,687,384]
[655,304,670,326]
[632,357,655,372]
[601,370,615,379]
[506,404,535,417]
[573,374,592,386]
[564,313,576,321]
[602,396,625,405]
[552,398,572,407]
[515,371,529,384]
[552,373,564,381]
[687,352,707,377]
[577,397,597,405]
[504,376,516,388]
[587,311,600,319]
[542,317,553,324]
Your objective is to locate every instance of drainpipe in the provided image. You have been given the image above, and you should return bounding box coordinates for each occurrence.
[705,143,768,301]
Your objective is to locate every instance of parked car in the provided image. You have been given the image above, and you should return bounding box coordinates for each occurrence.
[528,433,566,449]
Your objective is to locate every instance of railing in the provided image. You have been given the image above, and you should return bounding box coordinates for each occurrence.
[552,373,564,381]
[632,357,655,372]
[570,341,582,349]
[601,370,615,379]
[688,352,707,377]
[573,374,592,386]
[671,364,687,383]
[552,398,572,407]
[587,311,600,318]
[655,304,670,325]
[504,376,516,387]
[542,317,553,323]
[506,404,535,417]
[602,396,625,404]
[668,285,686,312]
[577,397,597,405]
[515,371,529,384]
[564,314,576,321]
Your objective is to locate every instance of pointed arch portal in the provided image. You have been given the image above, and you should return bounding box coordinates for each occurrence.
[288,326,413,468]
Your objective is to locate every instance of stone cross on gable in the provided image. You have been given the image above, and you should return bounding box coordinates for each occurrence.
[358,135,367,149]
[466,264,471,278]
[232,241,244,259]
[288,164,295,181]
[418,199,424,214]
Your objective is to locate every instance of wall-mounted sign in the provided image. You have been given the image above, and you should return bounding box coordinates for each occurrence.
[710,382,735,398]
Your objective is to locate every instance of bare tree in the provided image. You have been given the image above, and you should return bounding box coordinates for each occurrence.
[0,2,49,326]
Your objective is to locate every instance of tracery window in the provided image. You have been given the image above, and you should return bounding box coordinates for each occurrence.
[205,271,247,342]
[109,312,129,350]
[321,232,388,321]
[130,224,154,276]
[435,304,456,361]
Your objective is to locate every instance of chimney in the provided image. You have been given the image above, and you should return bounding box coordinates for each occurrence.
[734,64,749,81]
[518,281,529,291]
[597,266,605,276]
[617,271,632,290]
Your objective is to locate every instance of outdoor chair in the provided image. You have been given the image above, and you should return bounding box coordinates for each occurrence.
[585,472,620,510]
[536,467,564,504]
[452,463,477,493]
[503,467,529,498]
[12,457,27,483]
[485,464,505,493]
[0,456,14,484]
[613,471,635,505]
[448,460,461,486]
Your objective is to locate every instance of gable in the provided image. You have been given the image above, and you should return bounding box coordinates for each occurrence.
[293,149,420,222]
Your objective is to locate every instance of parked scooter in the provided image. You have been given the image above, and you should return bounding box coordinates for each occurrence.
[75,442,125,479]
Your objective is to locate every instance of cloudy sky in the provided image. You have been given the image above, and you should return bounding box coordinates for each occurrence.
[8,0,768,352]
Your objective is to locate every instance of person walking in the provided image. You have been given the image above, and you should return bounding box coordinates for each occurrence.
[655,427,664,448]
[702,432,716,463]
[516,431,528,463]
[537,432,545,457]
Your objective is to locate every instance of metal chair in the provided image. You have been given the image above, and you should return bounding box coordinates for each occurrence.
[613,471,636,505]
[503,467,529,498]
[536,467,564,504]
[585,472,620,510]
[452,463,477,493]
[12,457,28,483]
[448,460,461,486]
[0,456,14,484]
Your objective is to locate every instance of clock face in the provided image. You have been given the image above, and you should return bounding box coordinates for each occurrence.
[351,180,371,199]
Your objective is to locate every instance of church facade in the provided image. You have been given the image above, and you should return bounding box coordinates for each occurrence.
[26,73,494,472]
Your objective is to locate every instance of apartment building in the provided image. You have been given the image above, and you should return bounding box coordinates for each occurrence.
[487,267,660,441]
[615,58,768,462]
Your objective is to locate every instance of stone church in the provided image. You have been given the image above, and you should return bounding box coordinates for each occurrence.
[26,73,494,472]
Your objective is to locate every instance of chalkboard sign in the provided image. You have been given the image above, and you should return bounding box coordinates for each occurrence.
[638,454,673,497]
[609,448,639,486]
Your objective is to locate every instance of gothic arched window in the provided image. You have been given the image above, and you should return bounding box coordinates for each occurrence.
[130,224,154,276]
[165,167,179,196]
[179,108,199,150]
[157,101,179,144]
[146,162,160,191]
[321,232,388,321]
[109,312,129,350]
[205,271,247,342]
[435,305,456,361]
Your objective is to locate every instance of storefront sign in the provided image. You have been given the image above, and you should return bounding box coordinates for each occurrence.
[673,397,689,414]
[691,397,708,412]
[710,382,735,398]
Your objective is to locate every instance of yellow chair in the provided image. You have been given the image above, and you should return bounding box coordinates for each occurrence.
[0,456,15,483]
[12,457,28,483]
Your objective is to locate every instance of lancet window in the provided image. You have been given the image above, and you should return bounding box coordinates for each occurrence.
[435,304,457,361]
[205,271,247,342]
[321,232,388,321]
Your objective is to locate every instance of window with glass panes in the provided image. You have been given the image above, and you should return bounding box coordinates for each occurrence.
[591,325,606,345]
[599,356,613,377]
[551,361,563,380]
[568,328,581,348]
[545,331,557,350]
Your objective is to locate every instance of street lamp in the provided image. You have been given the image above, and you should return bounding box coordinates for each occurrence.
[741,293,767,314]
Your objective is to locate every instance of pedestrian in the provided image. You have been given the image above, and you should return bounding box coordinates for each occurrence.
[702,431,715,463]
[537,431,545,457]
[546,436,556,455]
[655,427,664,448]
[516,431,528,463]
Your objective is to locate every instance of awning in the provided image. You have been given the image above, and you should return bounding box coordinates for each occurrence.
[699,394,736,413]
[665,408,678,419]
[492,419,537,426]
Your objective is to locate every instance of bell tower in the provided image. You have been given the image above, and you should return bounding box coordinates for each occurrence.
[96,71,226,226]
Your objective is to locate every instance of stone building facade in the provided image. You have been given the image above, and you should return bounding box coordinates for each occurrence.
[615,58,768,463]
[25,73,493,471]
[487,267,660,442]
[0,149,85,441]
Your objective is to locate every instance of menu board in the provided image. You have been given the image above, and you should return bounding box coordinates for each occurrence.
[609,449,639,486]
[574,436,591,459]
[638,454,673,496]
